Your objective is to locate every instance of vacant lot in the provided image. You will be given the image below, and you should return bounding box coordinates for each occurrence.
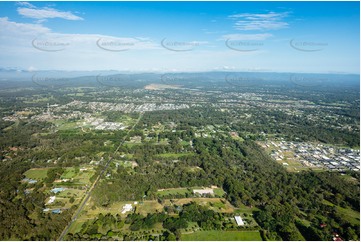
[181,230,262,241]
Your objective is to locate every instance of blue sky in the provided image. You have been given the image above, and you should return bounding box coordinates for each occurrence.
[0,1,359,73]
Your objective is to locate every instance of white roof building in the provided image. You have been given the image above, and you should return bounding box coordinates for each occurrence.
[121,204,133,214]
[235,216,245,226]
[193,188,214,195]
[47,196,56,205]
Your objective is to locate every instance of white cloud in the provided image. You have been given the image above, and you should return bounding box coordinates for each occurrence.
[0,17,159,55]
[229,12,289,31]
[17,6,83,20]
[0,17,50,36]
[27,66,37,72]
[220,33,273,41]
[0,16,273,71]
[16,2,36,8]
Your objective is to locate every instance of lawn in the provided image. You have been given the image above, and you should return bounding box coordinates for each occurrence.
[157,152,194,158]
[57,188,86,199]
[76,170,95,184]
[58,167,94,184]
[157,188,190,196]
[181,230,262,241]
[82,200,163,219]
[137,200,164,215]
[61,168,77,179]
[68,219,88,234]
[214,188,226,197]
[57,121,80,130]
[24,168,50,180]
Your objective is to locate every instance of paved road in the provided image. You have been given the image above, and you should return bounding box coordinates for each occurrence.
[57,113,143,240]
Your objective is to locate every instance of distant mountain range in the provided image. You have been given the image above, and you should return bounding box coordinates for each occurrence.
[0,67,359,90]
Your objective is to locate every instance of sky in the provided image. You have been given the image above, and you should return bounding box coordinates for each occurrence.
[0,1,359,73]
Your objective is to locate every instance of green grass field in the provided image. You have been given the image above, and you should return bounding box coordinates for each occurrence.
[181,230,262,241]
[68,219,87,234]
[56,120,80,130]
[77,170,95,184]
[214,188,226,197]
[157,188,190,196]
[82,200,163,219]
[337,206,360,226]
[24,168,50,180]
[61,168,77,179]
[157,152,194,158]
[57,188,85,198]
[323,200,360,226]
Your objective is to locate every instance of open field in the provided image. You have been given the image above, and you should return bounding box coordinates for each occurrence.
[144,83,182,90]
[67,219,86,234]
[214,188,226,197]
[157,152,194,158]
[59,167,94,184]
[61,168,77,179]
[181,230,262,241]
[24,168,50,180]
[157,187,190,196]
[53,120,80,130]
[57,188,86,199]
[76,170,95,184]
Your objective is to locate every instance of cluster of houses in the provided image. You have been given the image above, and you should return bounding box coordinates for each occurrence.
[3,99,190,125]
[42,187,67,214]
[266,141,360,172]
[81,101,190,113]
[82,116,126,131]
